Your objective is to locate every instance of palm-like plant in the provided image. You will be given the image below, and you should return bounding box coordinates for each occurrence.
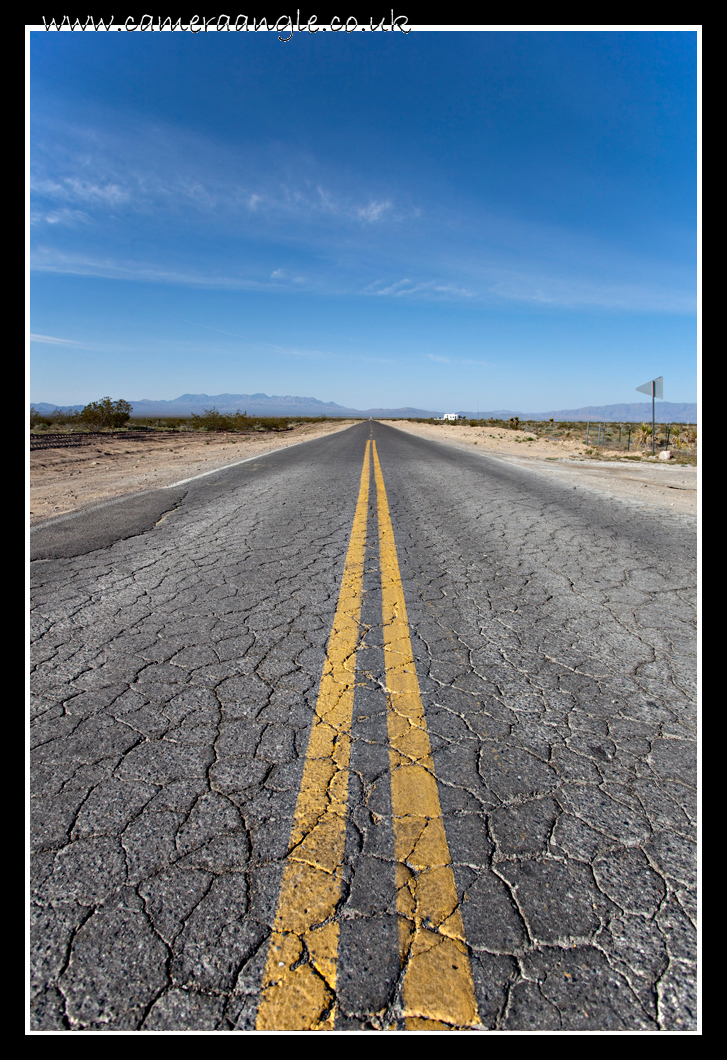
[637,422,653,449]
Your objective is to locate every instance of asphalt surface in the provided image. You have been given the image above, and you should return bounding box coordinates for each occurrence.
[29,420,697,1031]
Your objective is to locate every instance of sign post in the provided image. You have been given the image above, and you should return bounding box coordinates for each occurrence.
[636,376,663,455]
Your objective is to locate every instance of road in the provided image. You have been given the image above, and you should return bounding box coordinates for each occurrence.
[30,420,697,1031]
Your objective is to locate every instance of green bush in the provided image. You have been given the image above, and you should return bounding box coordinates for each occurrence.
[79,397,132,429]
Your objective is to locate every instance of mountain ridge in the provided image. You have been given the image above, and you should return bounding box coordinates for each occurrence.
[30,394,697,422]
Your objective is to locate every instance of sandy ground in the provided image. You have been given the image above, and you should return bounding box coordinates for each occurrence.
[29,420,355,524]
[382,421,698,517]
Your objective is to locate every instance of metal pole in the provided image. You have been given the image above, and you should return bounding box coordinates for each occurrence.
[627,425,631,451]
[652,381,655,455]
[619,423,622,445]
[586,422,589,445]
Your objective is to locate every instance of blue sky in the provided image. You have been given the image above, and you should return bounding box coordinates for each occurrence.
[29,28,698,412]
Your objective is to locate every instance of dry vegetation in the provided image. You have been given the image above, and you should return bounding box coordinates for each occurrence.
[394,417,697,465]
[30,405,343,435]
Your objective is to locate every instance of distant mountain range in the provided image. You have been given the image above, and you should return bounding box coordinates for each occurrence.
[30,393,437,419]
[30,394,697,423]
[454,402,697,423]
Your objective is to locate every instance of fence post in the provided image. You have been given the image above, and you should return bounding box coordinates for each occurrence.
[586,422,590,445]
[627,425,631,451]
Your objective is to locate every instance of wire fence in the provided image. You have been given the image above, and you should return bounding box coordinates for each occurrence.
[581,421,697,453]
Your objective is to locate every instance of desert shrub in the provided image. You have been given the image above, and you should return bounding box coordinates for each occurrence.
[30,407,53,428]
[129,417,188,429]
[30,407,80,429]
[634,422,650,448]
[79,397,132,429]
[188,408,337,432]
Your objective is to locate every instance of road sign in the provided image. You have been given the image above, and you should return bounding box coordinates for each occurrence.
[635,376,663,453]
[636,376,663,399]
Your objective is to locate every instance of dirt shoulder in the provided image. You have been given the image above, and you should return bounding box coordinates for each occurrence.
[30,420,356,524]
[381,420,697,517]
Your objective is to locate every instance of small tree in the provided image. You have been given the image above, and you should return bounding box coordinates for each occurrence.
[30,407,49,428]
[79,397,132,429]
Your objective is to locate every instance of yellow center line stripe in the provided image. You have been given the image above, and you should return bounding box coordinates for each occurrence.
[372,440,481,1030]
[255,440,372,1031]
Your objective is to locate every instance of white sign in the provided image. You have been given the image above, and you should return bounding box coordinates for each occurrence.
[636,376,663,399]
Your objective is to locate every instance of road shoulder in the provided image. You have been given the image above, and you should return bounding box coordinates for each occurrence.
[30,420,356,525]
[382,420,697,517]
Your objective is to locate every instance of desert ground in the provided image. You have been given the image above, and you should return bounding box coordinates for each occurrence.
[29,420,356,524]
[381,420,698,516]
[29,418,697,525]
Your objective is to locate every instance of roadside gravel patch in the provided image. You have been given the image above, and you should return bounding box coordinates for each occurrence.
[30,421,356,524]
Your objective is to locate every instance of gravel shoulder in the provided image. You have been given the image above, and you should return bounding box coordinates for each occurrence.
[30,420,357,524]
[382,420,698,517]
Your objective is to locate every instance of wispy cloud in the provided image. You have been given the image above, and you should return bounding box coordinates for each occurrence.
[270,269,305,283]
[29,110,695,314]
[366,278,412,295]
[30,249,298,290]
[31,207,92,227]
[366,278,476,300]
[29,333,82,345]
[356,200,392,222]
[180,320,249,341]
[31,117,401,233]
[488,272,697,313]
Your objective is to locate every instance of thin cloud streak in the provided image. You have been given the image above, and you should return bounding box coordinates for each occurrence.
[29,333,83,345]
[30,251,306,291]
[180,320,250,340]
[367,278,476,299]
[488,273,697,313]
[30,245,695,314]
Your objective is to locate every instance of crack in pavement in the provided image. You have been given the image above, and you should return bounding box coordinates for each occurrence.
[30,423,696,1031]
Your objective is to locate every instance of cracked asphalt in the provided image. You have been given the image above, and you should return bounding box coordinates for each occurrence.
[29,420,698,1031]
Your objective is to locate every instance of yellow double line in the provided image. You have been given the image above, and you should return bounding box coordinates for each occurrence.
[256,440,480,1031]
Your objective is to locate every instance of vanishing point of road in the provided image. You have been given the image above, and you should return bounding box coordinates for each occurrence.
[30,420,697,1031]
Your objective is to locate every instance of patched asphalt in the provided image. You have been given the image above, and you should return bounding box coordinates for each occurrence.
[29,420,697,1031]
